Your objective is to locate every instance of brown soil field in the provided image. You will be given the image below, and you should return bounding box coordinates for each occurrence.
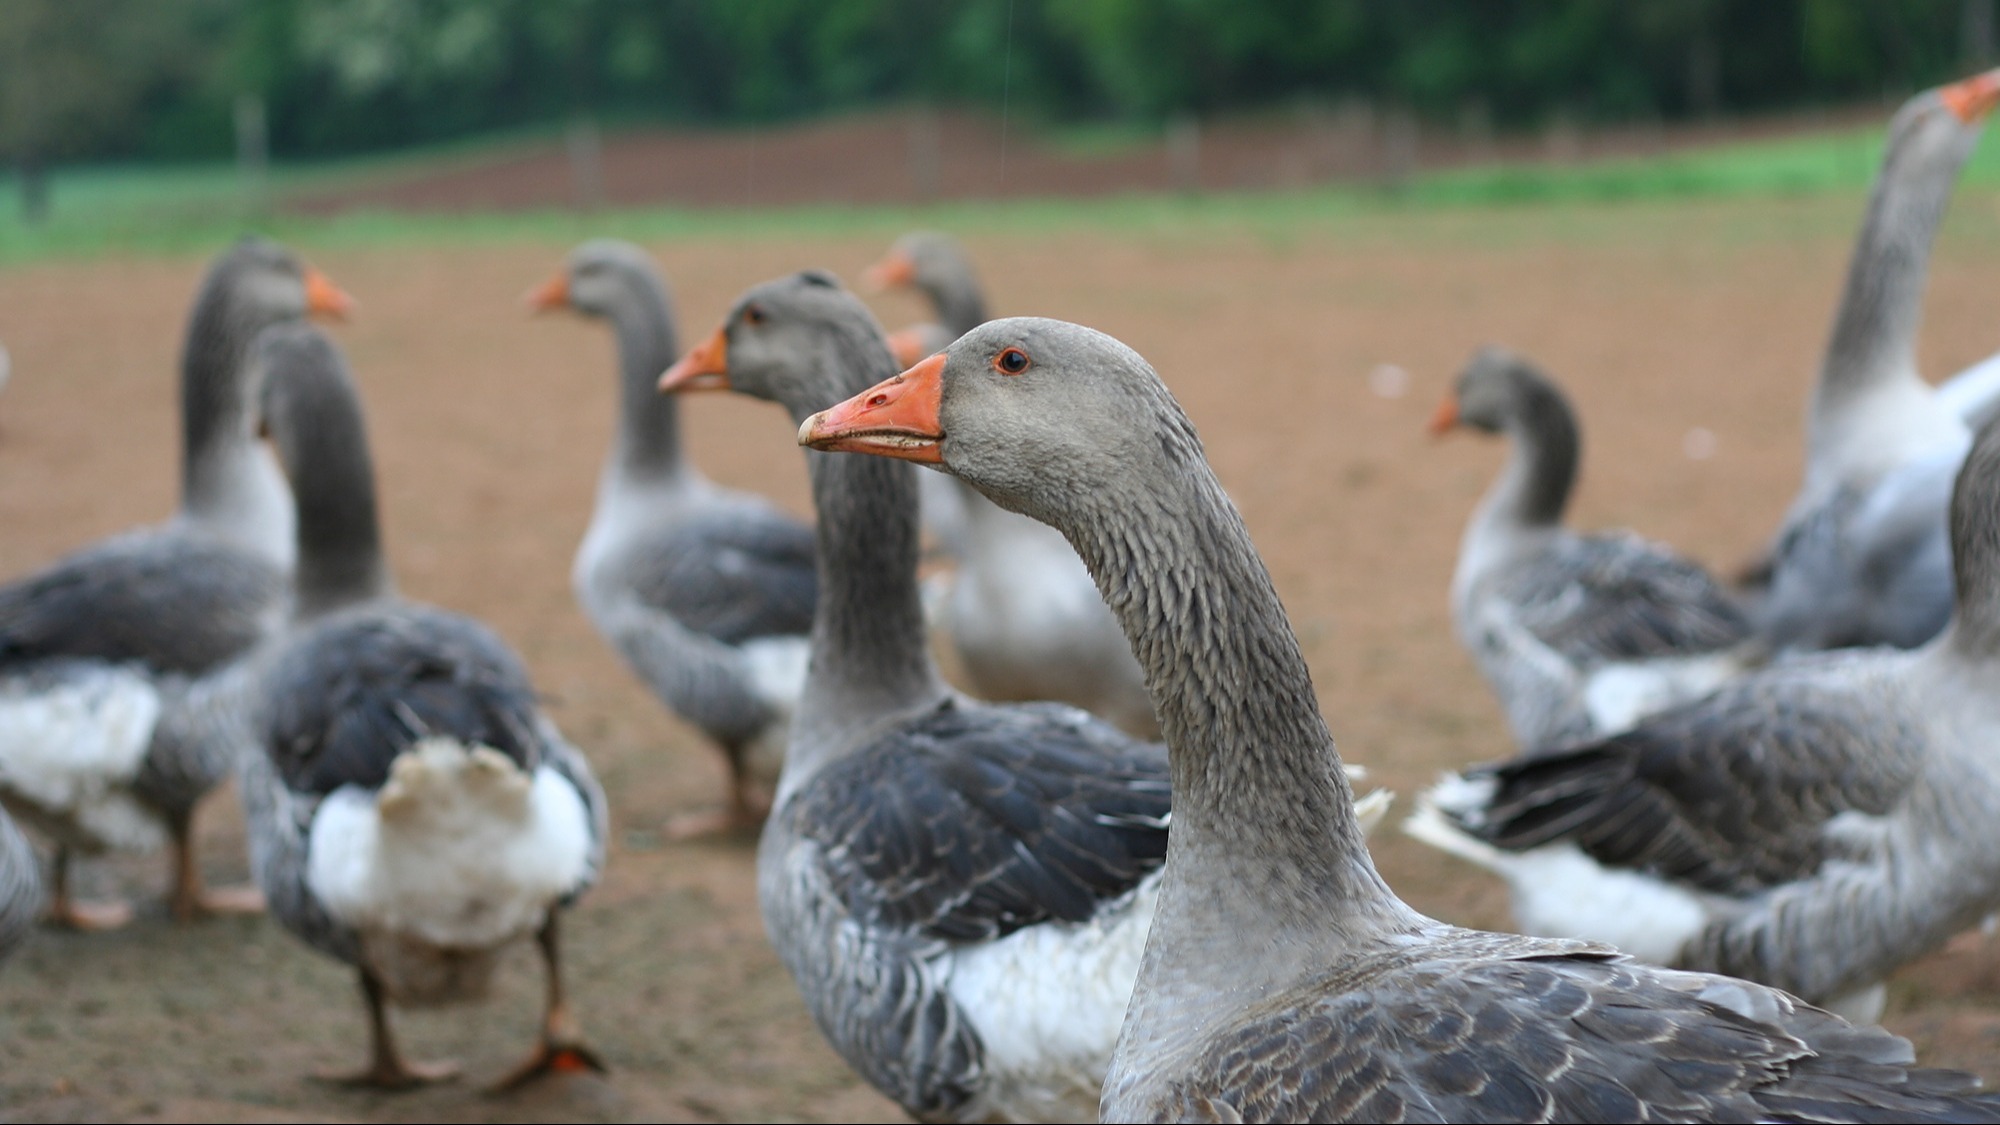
[2,191,2000,1121]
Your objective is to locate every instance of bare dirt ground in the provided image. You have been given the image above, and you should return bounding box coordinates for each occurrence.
[2,190,1999,1121]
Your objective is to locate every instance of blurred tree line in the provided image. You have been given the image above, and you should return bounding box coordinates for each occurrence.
[3,0,1996,194]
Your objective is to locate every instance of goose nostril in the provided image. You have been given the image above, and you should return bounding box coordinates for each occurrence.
[868,394,888,407]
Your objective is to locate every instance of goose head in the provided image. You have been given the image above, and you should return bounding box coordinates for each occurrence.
[525,238,666,320]
[201,236,353,332]
[800,317,1194,523]
[1427,346,1576,440]
[861,231,967,294]
[659,270,893,413]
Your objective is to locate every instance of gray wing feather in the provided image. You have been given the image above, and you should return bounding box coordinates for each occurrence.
[0,528,285,675]
[620,506,817,646]
[1141,937,2000,1123]
[1497,533,1751,665]
[1455,654,1921,893]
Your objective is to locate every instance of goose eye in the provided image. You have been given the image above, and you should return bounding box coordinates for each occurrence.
[993,347,1031,375]
[744,304,767,326]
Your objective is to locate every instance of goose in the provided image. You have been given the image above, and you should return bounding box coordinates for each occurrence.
[529,239,816,837]
[1409,405,2000,1025]
[0,236,350,928]
[802,317,2000,1123]
[662,272,1387,1123]
[1756,67,2000,652]
[1431,346,1757,753]
[232,323,606,1089]
[866,233,1158,737]
[0,807,39,963]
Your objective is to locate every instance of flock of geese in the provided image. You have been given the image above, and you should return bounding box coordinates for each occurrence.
[3,66,2000,1123]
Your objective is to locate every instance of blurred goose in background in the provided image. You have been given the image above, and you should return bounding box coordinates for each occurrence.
[1411,408,2000,1026]
[1429,346,1757,753]
[0,237,349,927]
[805,316,2000,1124]
[529,240,816,837]
[866,232,1158,737]
[1755,67,2000,651]
[0,807,40,963]
[664,273,1389,1123]
[235,324,607,1089]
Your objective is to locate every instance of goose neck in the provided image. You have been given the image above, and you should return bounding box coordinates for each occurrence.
[778,338,947,784]
[923,273,989,338]
[1816,120,1972,413]
[1472,390,1577,540]
[607,292,686,481]
[1048,444,1407,940]
[180,295,288,532]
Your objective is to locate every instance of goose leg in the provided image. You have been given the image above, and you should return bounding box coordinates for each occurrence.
[490,913,605,1091]
[167,808,263,922]
[46,846,133,931]
[661,748,768,840]
[317,968,460,1090]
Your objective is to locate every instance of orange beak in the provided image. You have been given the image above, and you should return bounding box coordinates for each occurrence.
[1942,68,2000,124]
[886,325,941,368]
[861,249,917,292]
[1426,394,1461,437]
[798,352,945,463]
[303,267,355,321]
[658,326,732,393]
[524,272,570,313]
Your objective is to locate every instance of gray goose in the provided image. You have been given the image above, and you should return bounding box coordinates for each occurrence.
[1756,67,2000,651]
[665,273,1388,1123]
[233,324,607,1089]
[803,317,2000,1123]
[866,232,1157,737]
[1429,346,1755,753]
[1413,407,2000,1025]
[530,240,815,836]
[0,236,349,927]
[0,806,39,962]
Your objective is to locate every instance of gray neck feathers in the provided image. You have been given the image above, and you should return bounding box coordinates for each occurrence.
[180,272,284,515]
[1948,422,2000,657]
[1817,118,1972,409]
[605,272,685,479]
[1046,397,1404,939]
[777,323,946,768]
[921,264,989,338]
[1484,374,1579,532]
[282,379,391,619]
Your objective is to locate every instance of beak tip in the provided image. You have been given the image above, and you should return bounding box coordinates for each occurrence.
[797,412,825,448]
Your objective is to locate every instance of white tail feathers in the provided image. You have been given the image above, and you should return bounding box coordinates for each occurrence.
[307,739,592,951]
[0,666,168,852]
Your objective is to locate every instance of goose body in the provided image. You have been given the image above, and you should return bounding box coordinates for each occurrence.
[0,805,39,961]
[533,240,815,834]
[1436,347,1755,752]
[867,233,1158,737]
[802,316,2000,1123]
[1758,69,2000,652]
[1412,492,2000,1021]
[0,238,346,926]
[235,325,605,1088]
[665,275,1384,1122]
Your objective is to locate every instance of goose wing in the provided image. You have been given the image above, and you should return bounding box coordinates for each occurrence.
[0,530,283,674]
[1451,655,1921,893]
[624,503,817,646]
[1497,533,1751,665]
[1146,938,2000,1123]
[261,606,545,796]
[791,699,1170,942]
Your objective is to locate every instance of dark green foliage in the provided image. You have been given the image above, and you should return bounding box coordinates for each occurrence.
[0,0,1994,164]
